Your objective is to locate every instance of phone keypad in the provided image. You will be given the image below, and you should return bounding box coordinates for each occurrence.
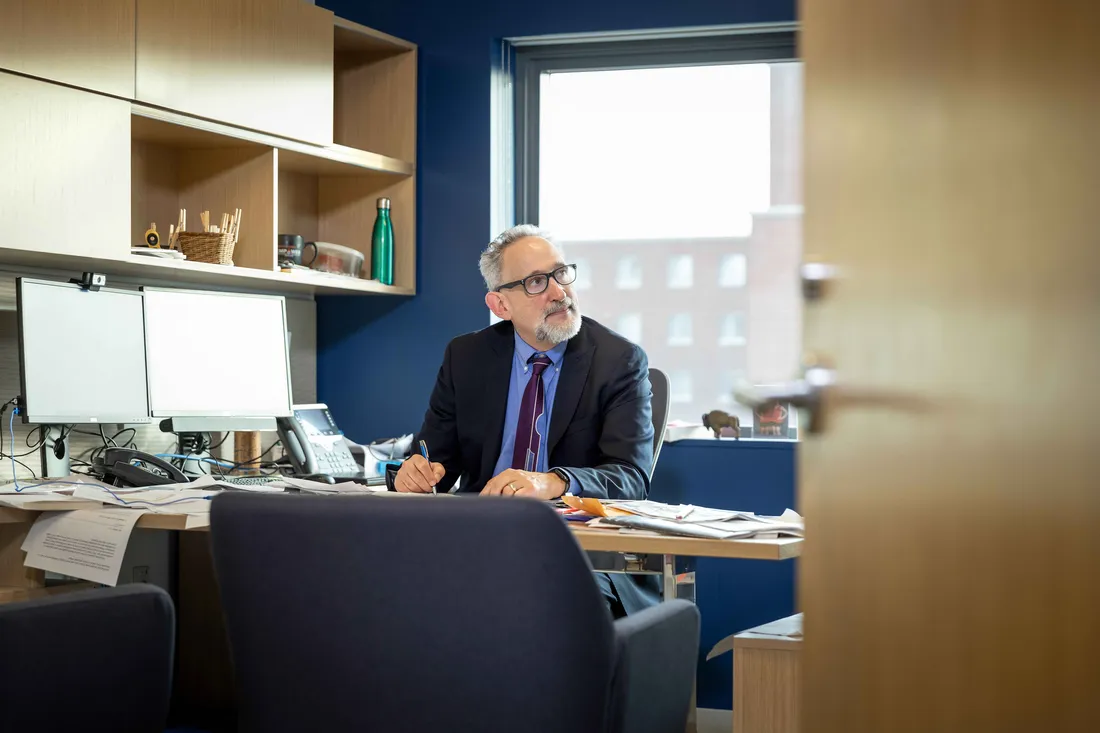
[316,444,359,477]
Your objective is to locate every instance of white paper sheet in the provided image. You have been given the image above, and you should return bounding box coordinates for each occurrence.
[0,493,102,510]
[279,477,384,494]
[612,501,758,523]
[71,485,216,515]
[0,474,117,495]
[21,508,146,586]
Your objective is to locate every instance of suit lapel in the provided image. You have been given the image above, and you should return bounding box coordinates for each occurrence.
[547,322,595,456]
[479,324,514,483]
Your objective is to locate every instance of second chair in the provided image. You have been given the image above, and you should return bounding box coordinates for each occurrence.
[211,492,699,733]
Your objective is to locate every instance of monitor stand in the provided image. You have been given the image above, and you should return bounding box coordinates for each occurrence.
[39,425,70,478]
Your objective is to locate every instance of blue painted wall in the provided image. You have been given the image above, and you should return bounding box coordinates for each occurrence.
[650,440,797,708]
[315,0,798,709]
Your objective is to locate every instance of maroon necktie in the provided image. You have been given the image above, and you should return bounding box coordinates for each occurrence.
[511,354,553,471]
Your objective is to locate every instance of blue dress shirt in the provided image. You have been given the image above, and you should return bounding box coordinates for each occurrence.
[493,333,578,493]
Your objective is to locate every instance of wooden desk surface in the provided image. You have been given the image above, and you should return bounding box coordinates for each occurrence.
[0,505,802,560]
[571,526,801,560]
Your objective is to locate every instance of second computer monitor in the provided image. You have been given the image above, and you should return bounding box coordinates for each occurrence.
[142,288,293,425]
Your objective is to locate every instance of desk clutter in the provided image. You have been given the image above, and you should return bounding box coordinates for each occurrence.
[559,496,804,540]
[133,208,243,265]
[0,474,397,587]
[1,473,796,588]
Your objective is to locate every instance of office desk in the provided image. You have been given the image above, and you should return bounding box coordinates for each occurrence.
[0,503,801,730]
[0,505,802,604]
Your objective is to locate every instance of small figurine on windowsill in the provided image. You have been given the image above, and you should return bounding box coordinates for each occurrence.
[702,410,740,440]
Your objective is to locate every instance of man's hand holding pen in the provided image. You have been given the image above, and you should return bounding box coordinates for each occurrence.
[394,445,445,493]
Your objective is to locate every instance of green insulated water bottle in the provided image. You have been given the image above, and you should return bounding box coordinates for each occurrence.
[371,197,394,285]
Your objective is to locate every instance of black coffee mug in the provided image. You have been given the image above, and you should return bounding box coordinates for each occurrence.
[278,234,318,267]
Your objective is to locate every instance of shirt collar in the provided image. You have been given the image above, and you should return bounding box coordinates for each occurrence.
[514,330,568,366]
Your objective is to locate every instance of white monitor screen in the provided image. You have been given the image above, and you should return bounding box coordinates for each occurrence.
[17,278,151,424]
[143,288,293,418]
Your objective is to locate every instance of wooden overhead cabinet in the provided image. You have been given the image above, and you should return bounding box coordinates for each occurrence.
[0,72,130,260]
[135,0,335,146]
[0,0,135,98]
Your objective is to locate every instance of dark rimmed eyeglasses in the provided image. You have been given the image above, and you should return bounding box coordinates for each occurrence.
[495,264,578,296]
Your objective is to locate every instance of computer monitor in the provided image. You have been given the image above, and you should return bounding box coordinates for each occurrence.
[142,288,293,431]
[16,278,152,425]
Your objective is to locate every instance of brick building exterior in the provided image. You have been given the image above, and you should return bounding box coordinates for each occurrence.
[562,63,803,425]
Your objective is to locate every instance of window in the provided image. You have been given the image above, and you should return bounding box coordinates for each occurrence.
[668,313,693,346]
[615,256,643,290]
[719,253,747,288]
[510,28,801,426]
[616,313,643,344]
[573,257,593,289]
[719,313,747,346]
[667,255,693,289]
[669,370,693,403]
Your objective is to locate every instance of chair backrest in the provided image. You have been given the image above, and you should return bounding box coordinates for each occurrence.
[0,584,175,732]
[648,367,671,477]
[211,493,617,733]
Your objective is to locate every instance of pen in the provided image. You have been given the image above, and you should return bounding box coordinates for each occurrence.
[419,439,435,494]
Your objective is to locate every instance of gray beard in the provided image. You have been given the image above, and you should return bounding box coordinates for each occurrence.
[535,304,581,344]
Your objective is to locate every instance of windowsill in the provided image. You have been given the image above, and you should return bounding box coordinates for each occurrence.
[666,438,798,450]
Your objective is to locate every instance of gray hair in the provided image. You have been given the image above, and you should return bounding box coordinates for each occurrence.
[478,224,555,290]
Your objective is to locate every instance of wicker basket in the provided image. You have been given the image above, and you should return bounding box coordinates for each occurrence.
[177,231,236,266]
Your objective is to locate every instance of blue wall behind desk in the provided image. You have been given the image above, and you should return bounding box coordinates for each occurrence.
[316,0,798,709]
[651,440,797,708]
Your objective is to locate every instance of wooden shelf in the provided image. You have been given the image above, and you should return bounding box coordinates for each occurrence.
[0,244,413,296]
[132,104,414,177]
[123,256,415,296]
[1,9,417,300]
[130,100,416,294]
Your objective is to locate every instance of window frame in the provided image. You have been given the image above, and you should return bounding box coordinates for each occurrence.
[511,25,799,224]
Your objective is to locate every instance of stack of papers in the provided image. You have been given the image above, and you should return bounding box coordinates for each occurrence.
[563,497,803,540]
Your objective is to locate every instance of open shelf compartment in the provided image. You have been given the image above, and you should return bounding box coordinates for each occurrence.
[277,153,415,293]
[333,17,417,162]
[130,125,276,273]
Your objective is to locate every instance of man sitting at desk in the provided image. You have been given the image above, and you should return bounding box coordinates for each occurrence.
[395,224,658,616]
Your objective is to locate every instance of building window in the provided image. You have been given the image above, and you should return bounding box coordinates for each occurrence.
[616,313,643,344]
[719,313,747,346]
[572,258,593,289]
[670,370,693,403]
[615,256,642,290]
[667,255,693,289]
[719,253,747,288]
[516,30,802,426]
[668,313,693,346]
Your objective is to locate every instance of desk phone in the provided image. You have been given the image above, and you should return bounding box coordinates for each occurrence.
[276,403,360,479]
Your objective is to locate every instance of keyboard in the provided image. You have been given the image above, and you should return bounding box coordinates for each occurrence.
[215,475,286,487]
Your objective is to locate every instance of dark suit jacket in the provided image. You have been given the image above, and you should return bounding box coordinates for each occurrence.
[416,317,655,498]
[414,317,660,614]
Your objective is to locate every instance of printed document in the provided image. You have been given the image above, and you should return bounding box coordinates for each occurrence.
[21,508,146,586]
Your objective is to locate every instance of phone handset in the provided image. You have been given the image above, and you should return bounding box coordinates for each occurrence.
[97,448,189,487]
[276,416,320,475]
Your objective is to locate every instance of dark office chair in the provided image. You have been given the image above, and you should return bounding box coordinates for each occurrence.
[211,493,699,733]
[648,367,670,478]
[0,584,175,733]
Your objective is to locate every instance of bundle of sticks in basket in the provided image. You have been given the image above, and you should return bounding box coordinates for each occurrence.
[165,208,242,251]
[164,208,243,266]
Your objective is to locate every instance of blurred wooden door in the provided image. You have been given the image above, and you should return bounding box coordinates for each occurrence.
[800,1,1100,731]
